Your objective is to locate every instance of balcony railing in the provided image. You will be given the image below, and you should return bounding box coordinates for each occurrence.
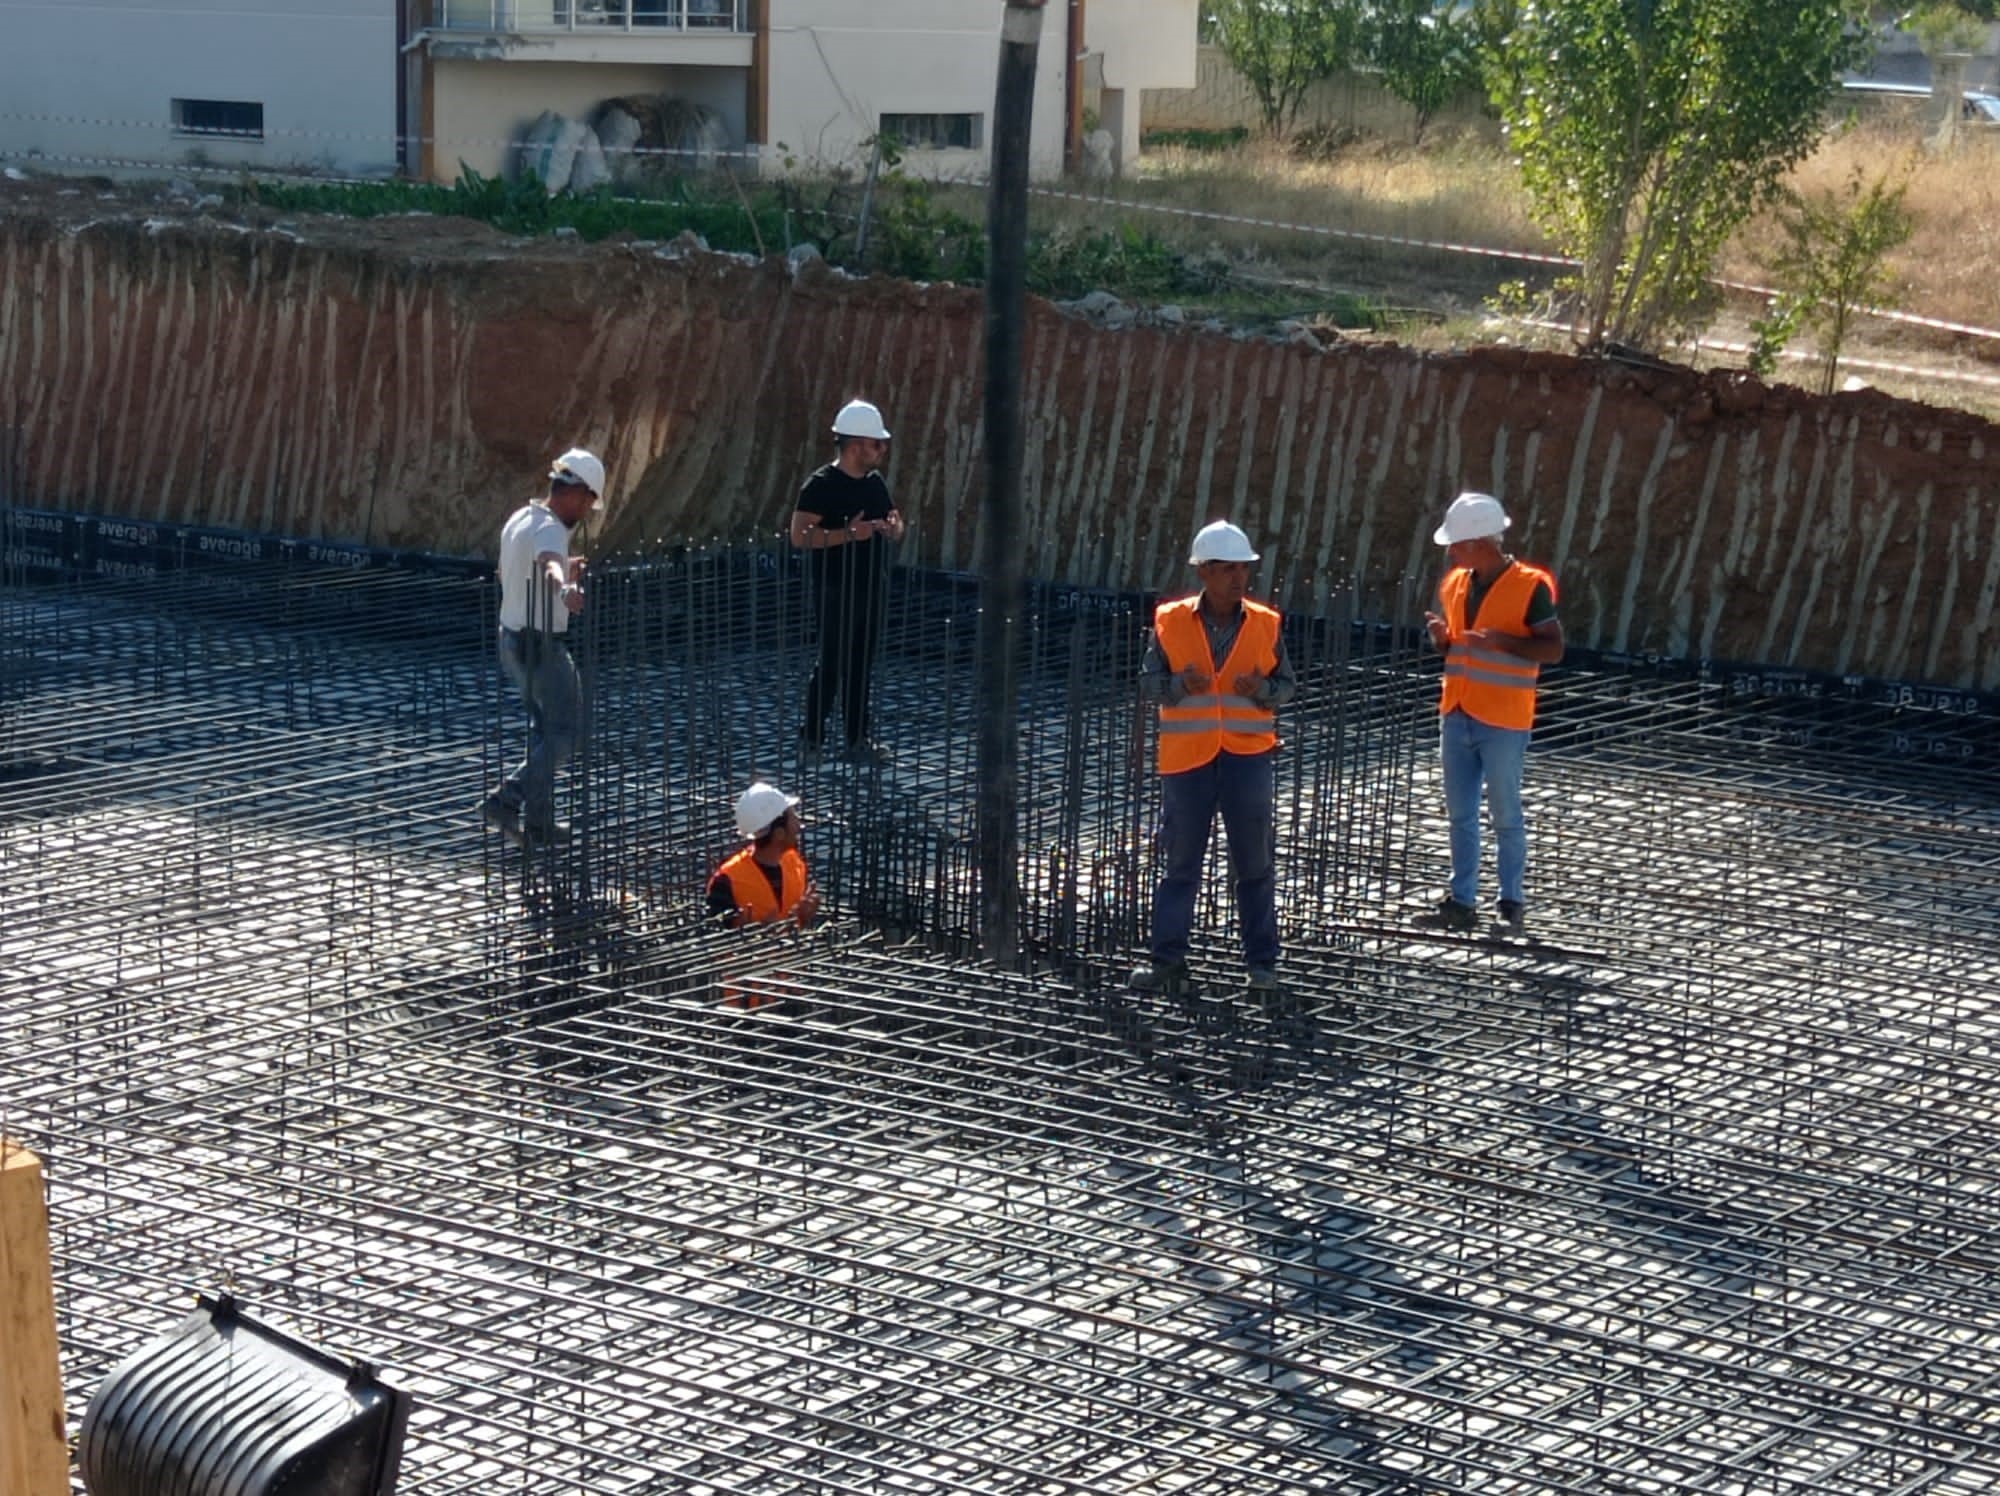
[438,0,746,33]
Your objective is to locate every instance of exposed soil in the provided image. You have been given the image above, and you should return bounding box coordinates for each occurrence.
[4,169,1998,689]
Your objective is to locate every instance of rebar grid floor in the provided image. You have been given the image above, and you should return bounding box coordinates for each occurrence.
[5,545,2000,1495]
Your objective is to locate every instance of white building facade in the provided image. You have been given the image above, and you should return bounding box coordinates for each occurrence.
[0,0,400,178]
[414,0,1197,184]
[761,0,1068,177]
[0,2,1195,186]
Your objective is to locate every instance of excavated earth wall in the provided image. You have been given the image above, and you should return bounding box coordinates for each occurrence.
[3,208,1997,688]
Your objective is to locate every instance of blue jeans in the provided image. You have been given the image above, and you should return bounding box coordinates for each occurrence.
[1440,709,1529,907]
[1149,749,1279,969]
[497,627,582,832]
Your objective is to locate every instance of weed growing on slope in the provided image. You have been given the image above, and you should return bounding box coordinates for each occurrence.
[239,168,1389,330]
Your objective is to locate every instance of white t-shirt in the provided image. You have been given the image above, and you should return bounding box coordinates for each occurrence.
[498,501,573,633]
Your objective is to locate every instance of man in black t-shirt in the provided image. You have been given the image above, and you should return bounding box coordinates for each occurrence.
[788,399,906,763]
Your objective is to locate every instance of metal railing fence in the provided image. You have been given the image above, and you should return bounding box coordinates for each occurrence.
[437,0,747,33]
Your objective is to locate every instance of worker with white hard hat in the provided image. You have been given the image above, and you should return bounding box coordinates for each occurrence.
[1418,492,1564,936]
[708,782,820,929]
[479,445,606,849]
[1132,519,1296,995]
[788,399,907,766]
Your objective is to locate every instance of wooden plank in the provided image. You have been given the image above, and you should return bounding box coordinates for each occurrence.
[0,1139,68,1496]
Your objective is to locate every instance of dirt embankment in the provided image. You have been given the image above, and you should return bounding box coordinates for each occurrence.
[1,182,1996,688]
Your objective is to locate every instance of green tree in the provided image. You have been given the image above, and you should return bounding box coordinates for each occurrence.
[1491,0,1870,352]
[1907,2,1984,56]
[1205,0,1366,133]
[1464,0,1525,102]
[1366,0,1481,142]
[1750,166,1915,395]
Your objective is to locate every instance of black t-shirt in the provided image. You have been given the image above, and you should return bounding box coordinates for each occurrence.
[796,464,896,590]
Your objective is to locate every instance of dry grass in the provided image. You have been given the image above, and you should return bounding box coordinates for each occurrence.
[1134,132,1544,250]
[1727,124,2000,336]
[1010,133,1550,322]
[1045,125,1997,337]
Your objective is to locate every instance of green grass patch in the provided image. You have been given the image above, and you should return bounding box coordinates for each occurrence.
[240,169,787,253]
[235,167,1387,329]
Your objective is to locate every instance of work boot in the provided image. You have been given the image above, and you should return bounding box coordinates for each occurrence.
[1130,959,1190,995]
[479,794,525,846]
[1245,965,1280,994]
[1493,899,1526,937]
[1414,896,1477,934]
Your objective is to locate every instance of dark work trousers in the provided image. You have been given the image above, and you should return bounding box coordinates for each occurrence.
[1148,748,1280,969]
[802,568,885,748]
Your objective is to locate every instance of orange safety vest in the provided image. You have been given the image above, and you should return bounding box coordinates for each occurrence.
[1154,595,1281,774]
[716,846,808,925]
[1438,560,1557,730]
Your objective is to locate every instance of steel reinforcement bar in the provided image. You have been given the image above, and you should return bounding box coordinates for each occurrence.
[3,514,1998,1494]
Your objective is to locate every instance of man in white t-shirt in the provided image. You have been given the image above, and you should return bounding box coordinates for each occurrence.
[480,447,603,847]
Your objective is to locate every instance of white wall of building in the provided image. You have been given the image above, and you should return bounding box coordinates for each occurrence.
[1083,0,1198,172]
[1088,0,1199,91]
[765,0,1069,178]
[0,0,1196,185]
[432,59,748,180]
[0,0,397,178]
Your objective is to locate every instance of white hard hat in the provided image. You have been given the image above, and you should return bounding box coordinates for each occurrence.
[831,399,892,440]
[1188,520,1259,565]
[733,782,799,840]
[1434,492,1509,545]
[550,447,606,499]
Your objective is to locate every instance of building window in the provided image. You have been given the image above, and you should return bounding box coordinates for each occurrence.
[879,113,982,151]
[171,99,265,141]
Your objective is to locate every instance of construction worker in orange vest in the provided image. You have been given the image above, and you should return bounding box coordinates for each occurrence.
[708,782,822,929]
[1132,520,1296,994]
[1418,493,1564,936]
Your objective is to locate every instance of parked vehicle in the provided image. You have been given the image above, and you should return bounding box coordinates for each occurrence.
[1838,79,2000,127]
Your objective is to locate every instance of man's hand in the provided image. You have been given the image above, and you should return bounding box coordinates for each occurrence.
[795,884,822,928]
[880,511,906,542]
[1424,610,1451,652]
[1233,670,1266,700]
[559,555,587,613]
[1464,626,1516,655]
[847,517,879,541]
[1177,665,1211,696]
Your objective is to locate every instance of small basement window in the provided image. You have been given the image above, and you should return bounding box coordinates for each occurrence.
[879,113,982,151]
[172,99,265,140]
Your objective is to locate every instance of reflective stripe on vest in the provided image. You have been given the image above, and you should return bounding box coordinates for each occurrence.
[1154,596,1280,774]
[719,846,807,924]
[1438,561,1555,731]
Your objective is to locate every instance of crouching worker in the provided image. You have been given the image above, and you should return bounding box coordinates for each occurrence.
[708,782,821,930]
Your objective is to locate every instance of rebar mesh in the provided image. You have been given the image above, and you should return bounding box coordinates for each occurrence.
[4,511,1998,1495]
